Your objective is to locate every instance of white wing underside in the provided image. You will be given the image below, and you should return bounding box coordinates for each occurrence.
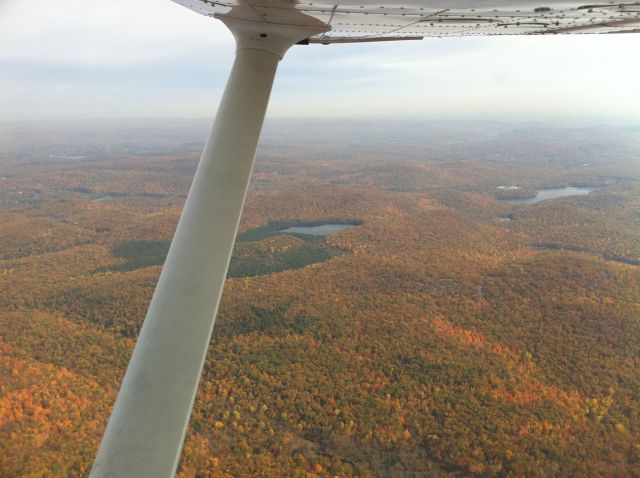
[174,0,640,42]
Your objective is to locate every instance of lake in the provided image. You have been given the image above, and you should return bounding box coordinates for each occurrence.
[279,224,357,236]
[506,187,594,205]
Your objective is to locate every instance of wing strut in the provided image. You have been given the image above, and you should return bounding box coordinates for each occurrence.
[90,19,327,478]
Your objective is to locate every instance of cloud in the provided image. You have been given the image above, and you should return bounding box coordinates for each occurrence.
[0,0,233,68]
[1,0,639,121]
[273,35,640,119]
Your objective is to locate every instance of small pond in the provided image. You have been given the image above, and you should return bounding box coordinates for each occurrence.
[505,187,594,205]
[279,224,357,236]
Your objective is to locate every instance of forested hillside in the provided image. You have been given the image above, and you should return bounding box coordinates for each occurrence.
[1,120,639,477]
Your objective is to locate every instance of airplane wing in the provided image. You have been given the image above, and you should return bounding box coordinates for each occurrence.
[173,0,640,43]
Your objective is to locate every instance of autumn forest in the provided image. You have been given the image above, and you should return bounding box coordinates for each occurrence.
[1,119,639,477]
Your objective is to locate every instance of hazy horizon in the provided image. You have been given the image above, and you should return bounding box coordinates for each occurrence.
[2,115,640,127]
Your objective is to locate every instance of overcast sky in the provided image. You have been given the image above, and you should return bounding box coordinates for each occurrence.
[1,0,639,122]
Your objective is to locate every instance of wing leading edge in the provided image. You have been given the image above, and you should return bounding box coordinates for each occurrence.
[173,0,640,42]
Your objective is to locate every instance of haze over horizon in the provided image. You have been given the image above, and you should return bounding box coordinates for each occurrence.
[1,0,640,122]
